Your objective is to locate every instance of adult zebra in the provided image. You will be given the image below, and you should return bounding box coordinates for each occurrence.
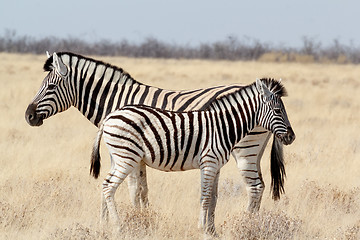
[90,78,295,235]
[25,52,284,215]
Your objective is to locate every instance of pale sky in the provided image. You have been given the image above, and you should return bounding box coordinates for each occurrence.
[0,0,359,48]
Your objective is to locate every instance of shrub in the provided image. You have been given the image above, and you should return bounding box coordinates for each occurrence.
[0,29,359,63]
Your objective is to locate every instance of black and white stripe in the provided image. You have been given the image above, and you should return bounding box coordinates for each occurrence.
[27,52,243,127]
[25,52,286,214]
[90,78,295,234]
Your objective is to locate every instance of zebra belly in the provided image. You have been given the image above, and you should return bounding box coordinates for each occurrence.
[141,152,200,172]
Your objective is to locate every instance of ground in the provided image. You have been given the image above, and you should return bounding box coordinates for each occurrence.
[0,53,359,239]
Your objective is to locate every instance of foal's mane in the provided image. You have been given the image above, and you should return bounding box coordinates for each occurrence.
[259,78,287,97]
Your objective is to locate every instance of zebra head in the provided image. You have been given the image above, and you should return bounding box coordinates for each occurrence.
[255,78,295,145]
[25,52,72,126]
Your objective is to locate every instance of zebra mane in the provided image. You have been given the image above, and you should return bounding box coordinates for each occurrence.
[258,78,287,97]
[43,51,135,82]
[214,78,287,104]
[203,78,286,111]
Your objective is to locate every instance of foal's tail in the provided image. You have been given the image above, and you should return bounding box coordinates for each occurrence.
[270,135,286,200]
[90,124,104,179]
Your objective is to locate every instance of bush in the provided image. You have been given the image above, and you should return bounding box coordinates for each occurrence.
[221,210,302,240]
[1,29,359,63]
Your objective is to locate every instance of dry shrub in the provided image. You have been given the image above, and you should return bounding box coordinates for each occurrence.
[333,221,360,240]
[299,181,359,214]
[258,52,289,63]
[47,207,161,240]
[293,54,315,63]
[48,223,101,240]
[221,210,302,240]
[258,52,316,63]
[344,221,360,240]
[117,206,200,239]
[0,198,37,231]
[117,205,161,238]
[0,201,30,229]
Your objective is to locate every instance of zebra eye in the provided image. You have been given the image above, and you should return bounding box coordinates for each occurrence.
[274,108,281,114]
[48,84,57,90]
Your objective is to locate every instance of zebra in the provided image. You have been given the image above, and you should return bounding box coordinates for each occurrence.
[25,52,285,217]
[90,78,295,235]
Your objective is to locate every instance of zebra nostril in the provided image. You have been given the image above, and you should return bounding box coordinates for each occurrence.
[286,128,295,144]
[25,103,42,126]
[28,113,34,121]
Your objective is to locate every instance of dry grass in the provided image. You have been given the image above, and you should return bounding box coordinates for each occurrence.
[1,53,359,239]
[221,210,302,239]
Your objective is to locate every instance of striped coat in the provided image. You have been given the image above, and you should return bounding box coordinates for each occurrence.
[90,78,295,234]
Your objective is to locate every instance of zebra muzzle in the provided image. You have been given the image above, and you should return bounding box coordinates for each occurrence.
[278,127,295,145]
[25,103,44,127]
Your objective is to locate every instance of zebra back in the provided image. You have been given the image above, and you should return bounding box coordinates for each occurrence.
[43,52,244,127]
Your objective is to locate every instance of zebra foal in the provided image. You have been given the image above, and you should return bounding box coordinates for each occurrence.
[90,78,295,235]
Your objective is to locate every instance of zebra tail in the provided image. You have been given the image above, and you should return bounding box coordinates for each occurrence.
[270,135,286,200]
[90,124,104,179]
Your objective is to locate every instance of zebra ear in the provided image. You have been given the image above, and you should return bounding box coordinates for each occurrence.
[256,78,273,101]
[46,51,51,58]
[52,52,68,76]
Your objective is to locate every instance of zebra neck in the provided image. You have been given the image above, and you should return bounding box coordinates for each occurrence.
[67,54,143,127]
[212,85,260,144]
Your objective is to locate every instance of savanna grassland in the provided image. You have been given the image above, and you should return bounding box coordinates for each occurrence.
[0,53,359,239]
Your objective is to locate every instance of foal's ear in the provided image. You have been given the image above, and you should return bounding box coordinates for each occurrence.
[53,52,68,76]
[256,78,273,101]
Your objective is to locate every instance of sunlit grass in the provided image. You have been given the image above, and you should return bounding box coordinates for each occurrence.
[1,53,359,239]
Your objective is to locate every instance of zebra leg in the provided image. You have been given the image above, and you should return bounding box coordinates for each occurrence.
[101,192,108,224]
[206,170,220,235]
[198,166,218,235]
[127,166,141,208]
[101,154,116,223]
[126,161,149,209]
[232,130,271,212]
[102,158,137,229]
[102,175,121,228]
[138,161,149,208]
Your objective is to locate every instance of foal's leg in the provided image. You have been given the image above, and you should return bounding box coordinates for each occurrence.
[102,154,140,228]
[101,154,116,223]
[127,165,141,208]
[198,165,218,235]
[138,161,149,208]
[126,161,149,209]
